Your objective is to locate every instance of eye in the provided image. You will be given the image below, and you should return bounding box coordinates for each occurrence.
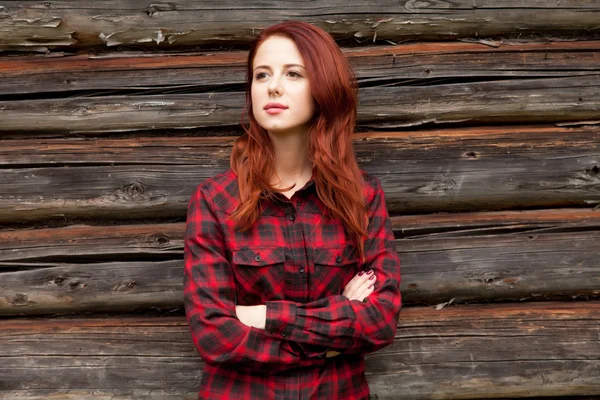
[254,72,268,80]
[287,70,302,78]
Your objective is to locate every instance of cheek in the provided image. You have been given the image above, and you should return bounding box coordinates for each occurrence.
[251,87,263,116]
[251,85,259,103]
[300,95,315,119]
[300,86,314,117]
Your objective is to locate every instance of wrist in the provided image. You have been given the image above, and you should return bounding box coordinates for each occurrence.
[236,305,267,330]
[255,305,266,329]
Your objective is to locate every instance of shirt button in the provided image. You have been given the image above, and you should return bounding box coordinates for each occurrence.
[299,267,305,273]
[255,255,262,262]
[336,255,342,263]
[289,214,296,221]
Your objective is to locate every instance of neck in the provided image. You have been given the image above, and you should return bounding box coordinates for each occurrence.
[269,130,312,189]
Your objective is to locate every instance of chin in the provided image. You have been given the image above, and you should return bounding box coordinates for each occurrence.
[265,126,289,133]
[257,121,289,133]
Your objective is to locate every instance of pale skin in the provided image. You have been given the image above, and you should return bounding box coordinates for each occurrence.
[235,35,377,358]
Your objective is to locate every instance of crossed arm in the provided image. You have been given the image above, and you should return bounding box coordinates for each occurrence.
[235,269,378,358]
[184,179,401,372]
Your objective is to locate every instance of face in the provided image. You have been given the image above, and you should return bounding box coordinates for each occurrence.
[251,35,314,136]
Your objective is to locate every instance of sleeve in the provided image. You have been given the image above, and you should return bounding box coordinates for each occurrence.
[183,184,327,371]
[263,177,402,355]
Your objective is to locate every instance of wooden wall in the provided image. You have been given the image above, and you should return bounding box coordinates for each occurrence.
[1,1,600,399]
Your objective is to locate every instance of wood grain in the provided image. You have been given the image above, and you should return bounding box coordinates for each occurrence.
[1,75,599,132]
[1,209,598,315]
[1,1,600,51]
[1,41,599,96]
[1,126,598,222]
[1,302,599,399]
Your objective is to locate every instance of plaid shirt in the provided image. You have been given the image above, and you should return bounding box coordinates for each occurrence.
[184,169,402,400]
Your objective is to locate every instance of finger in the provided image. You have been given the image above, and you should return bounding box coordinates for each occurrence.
[347,270,369,287]
[344,273,377,301]
[342,270,370,297]
[343,270,376,297]
[358,283,376,302]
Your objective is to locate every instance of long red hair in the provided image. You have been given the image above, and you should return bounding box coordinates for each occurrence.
[230,21,368,259]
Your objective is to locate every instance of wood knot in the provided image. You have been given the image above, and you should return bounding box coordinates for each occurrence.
[74,106,88,116]
[146,3,177,16]
[585,165,599,176]
[154,235,170,245]
[113,280,137,293]
[67,281,87,291]
[464,151,479,159]
[123,181,145,199]
[53,276,66,285]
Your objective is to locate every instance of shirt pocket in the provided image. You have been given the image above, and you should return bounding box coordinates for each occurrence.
[312,244,360,299]
[231,247,286,305]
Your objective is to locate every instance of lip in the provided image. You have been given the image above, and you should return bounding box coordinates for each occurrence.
[264,102,288,111]
[265,108,286,115]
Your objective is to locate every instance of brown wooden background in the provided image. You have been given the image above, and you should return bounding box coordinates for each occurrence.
[1,1,600,399]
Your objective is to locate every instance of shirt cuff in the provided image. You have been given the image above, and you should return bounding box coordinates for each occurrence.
[265,300,297,338]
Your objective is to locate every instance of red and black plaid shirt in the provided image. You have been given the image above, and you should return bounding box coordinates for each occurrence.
[184,169,402,400]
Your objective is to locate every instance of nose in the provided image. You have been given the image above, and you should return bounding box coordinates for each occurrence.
[268,75,283,97]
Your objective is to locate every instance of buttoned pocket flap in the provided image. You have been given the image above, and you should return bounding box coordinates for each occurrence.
[232,247,286,267]
[313,244,359,267]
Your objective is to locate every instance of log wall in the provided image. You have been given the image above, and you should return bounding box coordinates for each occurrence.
[1,1,599,399]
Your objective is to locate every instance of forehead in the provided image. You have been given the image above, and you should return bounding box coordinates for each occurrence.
[253,36,305,69]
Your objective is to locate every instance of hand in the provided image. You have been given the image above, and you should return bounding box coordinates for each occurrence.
[342,269,376,302]
[235,305,267,329]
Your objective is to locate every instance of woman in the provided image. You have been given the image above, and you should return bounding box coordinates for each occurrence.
[184,21,402,400]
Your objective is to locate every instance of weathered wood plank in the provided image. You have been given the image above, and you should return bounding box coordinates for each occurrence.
[0,224,183,263]
[1,75,599,132]
[1,303,599,399]
[1,41,599,96]
[2,209,599,262]
[0,391,195,400]
[1,1,600,51]
[392,208,600,234]
[0,126,598,222]
[0,394,596,400]
[1,209,598,315]
[0,260,183,315]
[367,302,600,398]
[0,135,236,166]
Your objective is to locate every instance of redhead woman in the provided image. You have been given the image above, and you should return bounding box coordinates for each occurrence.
[184,21,402,400]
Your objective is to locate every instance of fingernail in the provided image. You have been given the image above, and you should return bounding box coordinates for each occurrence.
[369,284,374,289]
[367,269,374,275]
[358,271,364,276]
[369,275,375,280]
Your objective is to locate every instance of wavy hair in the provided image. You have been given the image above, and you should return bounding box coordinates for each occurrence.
[230,21,368,259]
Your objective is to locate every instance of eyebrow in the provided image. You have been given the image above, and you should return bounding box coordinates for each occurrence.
[253,63,306,72]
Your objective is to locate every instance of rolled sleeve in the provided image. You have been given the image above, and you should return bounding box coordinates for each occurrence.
[265,300,298,338]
